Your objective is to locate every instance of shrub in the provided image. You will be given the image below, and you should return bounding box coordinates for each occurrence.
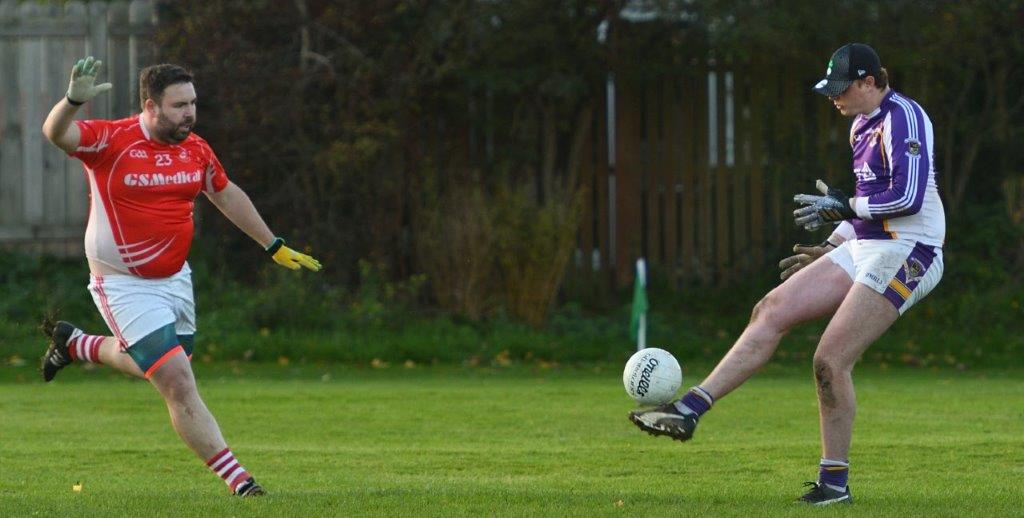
[494,184,583,327]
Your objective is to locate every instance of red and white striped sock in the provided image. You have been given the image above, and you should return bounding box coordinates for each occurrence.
[206,448,251,492]
[66,330,104,364]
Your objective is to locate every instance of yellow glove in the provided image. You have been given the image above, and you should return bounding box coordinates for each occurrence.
[266,238,321,271]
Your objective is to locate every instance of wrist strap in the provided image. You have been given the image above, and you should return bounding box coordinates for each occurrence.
[265,237,285,254]
[65,94,85,106]
[822,239,839,249]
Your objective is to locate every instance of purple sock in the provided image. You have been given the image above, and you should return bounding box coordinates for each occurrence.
[818,459,849,491]
[673,386,714,417]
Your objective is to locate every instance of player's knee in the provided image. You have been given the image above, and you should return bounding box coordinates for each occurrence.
[749,296,770,324]
[813,356,832,382]
[150,356,197,402]
[813,351,850,378]
[750,293,788,333]
[161,375,198,404]
[812,356,841,408]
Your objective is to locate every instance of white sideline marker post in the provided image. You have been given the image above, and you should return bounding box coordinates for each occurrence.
[631,258,648,351]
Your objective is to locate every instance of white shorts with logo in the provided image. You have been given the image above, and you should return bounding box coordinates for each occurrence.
[87,263,196,349]
[825,239,943,315]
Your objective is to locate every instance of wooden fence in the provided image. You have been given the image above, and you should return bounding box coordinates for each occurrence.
[0,0,155,255]
[575,66,846,286]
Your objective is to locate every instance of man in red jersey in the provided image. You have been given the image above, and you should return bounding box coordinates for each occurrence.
[40,56,321,497]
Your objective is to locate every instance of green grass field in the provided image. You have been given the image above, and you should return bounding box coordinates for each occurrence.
[1,362,1021,516]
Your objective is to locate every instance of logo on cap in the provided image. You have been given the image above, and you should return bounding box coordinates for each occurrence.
[858,69,866,76]
[826,59,833,75]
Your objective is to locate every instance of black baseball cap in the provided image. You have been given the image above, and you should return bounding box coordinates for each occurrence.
[812,43,882,97]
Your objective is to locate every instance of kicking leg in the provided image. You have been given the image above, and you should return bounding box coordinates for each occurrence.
[629,256,852,441]
[41,322,144,381]
[700,257,852,399]
[95,336,144,377]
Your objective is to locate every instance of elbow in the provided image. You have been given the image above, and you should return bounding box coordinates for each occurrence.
[41,123,56,143]
[41,121,63,146]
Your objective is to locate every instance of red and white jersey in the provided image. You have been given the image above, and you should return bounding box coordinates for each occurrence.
[69,115,229,278]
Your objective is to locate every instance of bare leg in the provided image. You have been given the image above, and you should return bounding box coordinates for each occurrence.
[147,351,226,460]
[813,283,897,461]
[700,257,853,399]
[93,337,146,378]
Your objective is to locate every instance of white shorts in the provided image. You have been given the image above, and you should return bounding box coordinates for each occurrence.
[826,239,943,315]
[87,263,196,350]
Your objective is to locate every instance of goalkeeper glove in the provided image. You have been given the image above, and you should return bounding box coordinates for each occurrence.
[778,240,836,281]
[66,56,113,106]
[266,237,321,271]
[793,179,856,231]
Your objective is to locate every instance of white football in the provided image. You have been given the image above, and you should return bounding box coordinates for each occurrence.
[622,347,682,405]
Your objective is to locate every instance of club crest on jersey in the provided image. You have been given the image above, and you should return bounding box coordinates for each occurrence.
[178,150,189,161]
[906,138,921,156]
[904,258,925,283]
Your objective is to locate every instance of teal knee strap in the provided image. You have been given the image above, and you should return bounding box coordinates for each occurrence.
[177,334,195,357]
[127,324,181,375]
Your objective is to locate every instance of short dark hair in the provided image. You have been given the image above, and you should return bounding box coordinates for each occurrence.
[875,67,889,89]
[139,64,193,109]
[854,67,889,91]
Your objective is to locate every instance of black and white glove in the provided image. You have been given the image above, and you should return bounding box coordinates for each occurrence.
[793,179,856,231]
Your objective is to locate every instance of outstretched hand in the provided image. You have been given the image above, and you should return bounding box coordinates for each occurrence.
[67,56,112,105]
[272,246,322,271]
[266,238,321,271]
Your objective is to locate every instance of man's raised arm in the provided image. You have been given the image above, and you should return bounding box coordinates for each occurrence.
[42,56,112,154]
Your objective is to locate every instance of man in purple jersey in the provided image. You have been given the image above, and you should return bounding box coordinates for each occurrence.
[628,43,944,506]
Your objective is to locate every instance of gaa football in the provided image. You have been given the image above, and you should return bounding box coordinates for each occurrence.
[622,347,682,405]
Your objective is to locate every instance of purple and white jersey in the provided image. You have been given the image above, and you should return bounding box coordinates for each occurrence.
[847,90,945,247]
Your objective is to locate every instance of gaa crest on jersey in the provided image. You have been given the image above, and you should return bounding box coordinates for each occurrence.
[906,138,921,156]
[178,149,189,161]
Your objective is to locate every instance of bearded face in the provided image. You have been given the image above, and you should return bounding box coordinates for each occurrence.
[149,82,197,144]
[155,109,194,143]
